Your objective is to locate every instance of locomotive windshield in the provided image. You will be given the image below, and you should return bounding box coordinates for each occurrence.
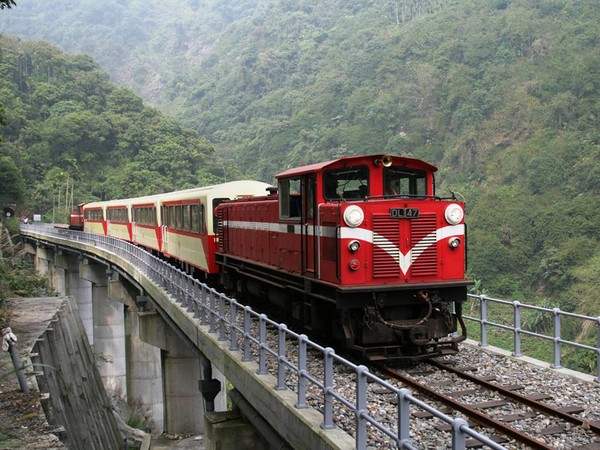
[383,167,428,197]
[323,166,369,200]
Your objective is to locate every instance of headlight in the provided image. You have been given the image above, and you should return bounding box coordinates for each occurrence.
[343,205,364,228]
[444,203,464,225]
[348,240,361,253]
[449,237,461,249]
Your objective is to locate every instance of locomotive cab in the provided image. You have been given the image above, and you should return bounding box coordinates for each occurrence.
[68,202,86,230]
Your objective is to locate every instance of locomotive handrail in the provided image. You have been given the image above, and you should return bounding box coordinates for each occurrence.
[22,223,506,449]
[464,293,600,383]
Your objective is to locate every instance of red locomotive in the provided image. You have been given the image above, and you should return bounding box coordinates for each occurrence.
[68,203,85,231]
[69,154,469,360]
[216,154,469,360]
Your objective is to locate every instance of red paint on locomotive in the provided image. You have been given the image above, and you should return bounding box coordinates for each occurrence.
[216,154,470,360]
[68,203,85,230]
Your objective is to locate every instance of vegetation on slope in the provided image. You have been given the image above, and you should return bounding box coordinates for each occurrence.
[0,35,225,221]
[0,0,599,323]
[180,0,600,312]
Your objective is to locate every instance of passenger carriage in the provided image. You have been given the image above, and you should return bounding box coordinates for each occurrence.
[130,194,163,253]
[81,180,272,276]
[157,181,272,274]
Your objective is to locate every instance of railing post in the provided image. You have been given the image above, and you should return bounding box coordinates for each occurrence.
[397,388,411,447]
[230,300,238,351]
[192,282,200,319]
[200,285,208,325]
[257,314,268,375]
[355,365,369,450]
[321,348,335,430]
[480,294,488,347]
[243,306,252,362]
[184,274,191,311]
[219,293,227,341]
[551,307,562,369]
[162,264,167,288]
[512,301,522,357]
[276,324,287,390]
[168,267,174,291]
[209,289,217,333]
[178,270,185,304]
[177,270,182,303]
[596,317,600,383]
[452,418,469,449]
[296,335,308,408]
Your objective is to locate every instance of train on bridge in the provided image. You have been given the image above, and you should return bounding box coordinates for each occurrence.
[70,154,470,361]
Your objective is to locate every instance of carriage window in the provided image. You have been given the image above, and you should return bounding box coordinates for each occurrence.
[323,166,369,200]
[166,207,171,228]
[183,205,191,231]
[279,177,302,219]
[191,204,200,233]
[175,206,183,230]
[384,168,428,197]
[108,208,127,222]
[146,208,153,225]
[84,208,104,221]
[134,207,156,226]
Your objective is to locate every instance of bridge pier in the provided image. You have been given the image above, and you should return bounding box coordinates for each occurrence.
[127,309,165,434]
[34,244,52,278]
[139,310,223,434]
[54,253,95,345]
[52,251,68,296]
[79,262,128,396]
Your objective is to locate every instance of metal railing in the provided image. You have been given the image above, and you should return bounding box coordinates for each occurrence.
[464,294,600,382]
[24,223,590,449]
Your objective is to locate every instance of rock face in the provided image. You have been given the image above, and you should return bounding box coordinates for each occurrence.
[0,297,66,449]
[0,296,151,449]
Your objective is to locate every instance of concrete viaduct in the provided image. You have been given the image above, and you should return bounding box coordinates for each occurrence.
[21,225,355,449]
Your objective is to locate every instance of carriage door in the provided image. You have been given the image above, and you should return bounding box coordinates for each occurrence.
[302,174,317,276]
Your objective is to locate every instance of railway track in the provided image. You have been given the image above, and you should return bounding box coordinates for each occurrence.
[377,359,600,449]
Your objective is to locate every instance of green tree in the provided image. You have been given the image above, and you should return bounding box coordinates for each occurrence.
[0,155,25,206]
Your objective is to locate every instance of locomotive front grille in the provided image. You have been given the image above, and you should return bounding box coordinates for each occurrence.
[410,214,438,276]
[372,213,438,278]
[373,215,400,278]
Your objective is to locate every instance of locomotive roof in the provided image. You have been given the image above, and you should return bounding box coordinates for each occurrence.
[275,154,438,179]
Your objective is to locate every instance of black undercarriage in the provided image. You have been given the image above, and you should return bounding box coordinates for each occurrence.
[216,254,469,362]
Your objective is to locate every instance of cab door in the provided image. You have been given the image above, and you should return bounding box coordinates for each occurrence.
[302,174,317,276]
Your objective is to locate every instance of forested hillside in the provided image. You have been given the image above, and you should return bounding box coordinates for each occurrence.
[1,0,599,315]
[0,35,225,221]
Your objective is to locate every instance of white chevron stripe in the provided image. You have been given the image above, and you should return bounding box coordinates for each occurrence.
[222,221,464,276]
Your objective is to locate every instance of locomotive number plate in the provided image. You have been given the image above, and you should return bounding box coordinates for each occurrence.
[389,208,420,219]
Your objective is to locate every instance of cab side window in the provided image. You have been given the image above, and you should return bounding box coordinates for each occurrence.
[279,177,302,220]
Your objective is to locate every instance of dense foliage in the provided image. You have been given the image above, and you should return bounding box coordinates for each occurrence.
[1,0,599,320]
[0,35,225,221]
[0,219,54,313]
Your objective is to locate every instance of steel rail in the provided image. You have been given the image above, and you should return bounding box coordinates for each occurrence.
[430,359,600,434]
[378,365,556,450]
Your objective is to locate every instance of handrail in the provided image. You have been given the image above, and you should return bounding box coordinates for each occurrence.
[21,224,531,449]
[464,294,600,382]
